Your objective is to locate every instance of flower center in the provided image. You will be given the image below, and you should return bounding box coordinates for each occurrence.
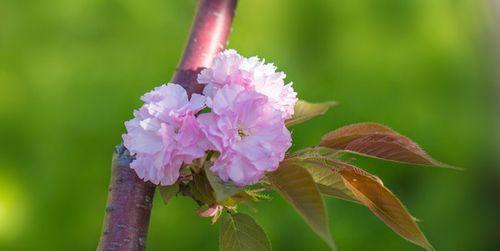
[238,128,248,138]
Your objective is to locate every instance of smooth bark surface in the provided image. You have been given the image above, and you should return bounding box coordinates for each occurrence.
[97,145,156,251]
[172,0,238,96]
[97,1,237,250]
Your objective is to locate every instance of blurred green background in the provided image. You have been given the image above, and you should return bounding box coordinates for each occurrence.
[1,0,499,250]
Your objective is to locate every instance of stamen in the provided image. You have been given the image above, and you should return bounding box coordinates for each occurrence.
[238,128,248,137]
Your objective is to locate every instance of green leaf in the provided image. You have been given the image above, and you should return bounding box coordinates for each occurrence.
[205,165,244,202]
[220,213,272,251]
[192,171,216,205]
[283,148,357,203]
[158,183,178,205]
[267,163,336,250]
[286,100,336,127]
[339,163,435,251]
[305,164,358,203]
[320,122,456,168]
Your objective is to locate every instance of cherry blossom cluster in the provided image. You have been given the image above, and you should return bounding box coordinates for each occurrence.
[123,50,297,186]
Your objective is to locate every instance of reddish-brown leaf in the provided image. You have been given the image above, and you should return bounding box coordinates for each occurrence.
[320,122,396,148]
[339,163,435,251]
[320,122,453,168]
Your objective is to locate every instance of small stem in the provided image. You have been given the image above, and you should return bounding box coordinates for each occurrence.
[97,1,237,250]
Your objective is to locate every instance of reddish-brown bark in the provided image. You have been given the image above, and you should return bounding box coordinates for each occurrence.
[97,1,237,250]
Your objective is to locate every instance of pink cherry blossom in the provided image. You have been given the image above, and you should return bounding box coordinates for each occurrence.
[123,83,207,185]
[198,85,292,186]
[198,49,298,119]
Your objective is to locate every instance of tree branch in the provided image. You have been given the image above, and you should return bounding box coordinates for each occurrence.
[172,0,237,95]
[97,1,237,250]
